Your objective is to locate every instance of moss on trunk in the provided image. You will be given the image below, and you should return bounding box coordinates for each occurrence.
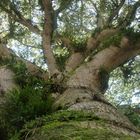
[14,110,140,140]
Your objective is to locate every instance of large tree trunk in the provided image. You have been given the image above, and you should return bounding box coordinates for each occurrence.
[53,80,139,136]
[0,40,140,139]
[51,45,140,138]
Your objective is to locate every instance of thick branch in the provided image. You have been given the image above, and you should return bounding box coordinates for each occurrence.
[86,28,118,52]
[65,52,84,72]
[65,28,118,73]
[92,39,140,72]
[67,38,140,93]
[42,0,60,76]
[0,42,48,81]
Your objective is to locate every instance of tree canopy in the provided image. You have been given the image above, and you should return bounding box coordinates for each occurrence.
[0,0,140,139]
[0,0,140,105]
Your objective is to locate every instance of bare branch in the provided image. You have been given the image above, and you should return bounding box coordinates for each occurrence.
[86,28,118,52]
[42,0,60,76]
[120,1,140,28]
[55,0,73,15]
[107,0,125,26]
[65,52,84,72]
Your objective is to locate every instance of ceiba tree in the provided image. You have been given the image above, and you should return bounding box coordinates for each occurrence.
[0,0,140,137]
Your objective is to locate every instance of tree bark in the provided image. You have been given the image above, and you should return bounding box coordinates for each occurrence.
[42,0,60,76]
[1,35,140,137]
[53,41,140,135]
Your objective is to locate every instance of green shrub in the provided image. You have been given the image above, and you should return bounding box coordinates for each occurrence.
[124,108,140,127]
[0,119,8,140]
[119,105,140,127]
[1,86,53,132]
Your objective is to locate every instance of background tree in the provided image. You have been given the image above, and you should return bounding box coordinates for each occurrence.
[0,0,140,139]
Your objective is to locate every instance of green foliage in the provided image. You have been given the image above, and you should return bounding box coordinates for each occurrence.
[18,111,101,139]
[0,59,61,139]
[14,110,137,140]
[106,57,140,106]
[0,118,8,140]
[71,38,87,52]
[0,81,53,140]
[119,105,140,127]
[54,47,70,71]
[102,33,122,48]
[9,132,20,140]
[126,111,140,127]
[59,31,87,53]
[120,66,133,84]
[22,111,100,130]
[7,57,45,88]
[121,28,140,43]
[91,28,101,37]
[1,86,53,129]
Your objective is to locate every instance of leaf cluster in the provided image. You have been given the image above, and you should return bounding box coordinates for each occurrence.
[53,47,70,71]
[0,85,53,139]
[103,33,122,48]
[119,105,140,127]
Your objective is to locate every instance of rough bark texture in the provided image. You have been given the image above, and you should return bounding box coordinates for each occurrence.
[1,35,140,138]
[52,37,140,136]
[0,0,140,139]
[0,66,17,93]
[0,66,17,104]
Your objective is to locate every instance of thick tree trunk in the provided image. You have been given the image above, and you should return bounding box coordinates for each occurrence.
[53,88,140,137]
[0,66,17,104]
[52,44,140,137]
[1,37,140,139]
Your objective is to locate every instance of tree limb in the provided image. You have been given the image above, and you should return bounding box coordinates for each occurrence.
[65,52,85,72]
[107,0,125,26]
[0,41,48,81]
[86,28,118,52]
[120,1,140,28]
[88,35,140,72]
[55,0,73,15]
[42,0,60,76]
[67,37,140,93]
[65,28,118,73]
